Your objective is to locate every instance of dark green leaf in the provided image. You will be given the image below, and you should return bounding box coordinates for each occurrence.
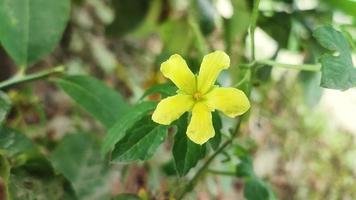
[236,156,255,178]
[140,83,177,100]
[173,114,206,176]
[0,0,70,67]
[106,0,150,37]
[101,101,157,155]
[51,133,110,200]
[299,72,323,107]
[194,0,216,35]
[56,75,130,128]
[112,122,168,162]
[313,26,356,90]
[209,112,222,150]
[244,178,270,200]
[0,91,11,124]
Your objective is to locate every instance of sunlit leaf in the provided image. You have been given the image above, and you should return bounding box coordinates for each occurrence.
[0,0,70,67]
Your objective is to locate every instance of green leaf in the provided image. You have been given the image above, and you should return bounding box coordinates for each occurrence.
[50,133,110,200]
[106,0,150,37]
[244,178,270,200]
[236,156,255,178]
[193,0,216,35]
[209,112,222,150]
[101,101,157,155]
[0,0,70,67]
[299,72,323,107]
[140,83,177,100]
[0,91,11,124]
[111,119,168,162]
[313,26,356,90]
[173,114,206,176]
[8,168,76,200]
[56,75,130,128]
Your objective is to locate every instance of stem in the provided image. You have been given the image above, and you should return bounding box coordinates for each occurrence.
[0,66,65,89]
[249,0,261,61]
[177,139,233,200]
[208,169,236,176]
[257,60,321,71]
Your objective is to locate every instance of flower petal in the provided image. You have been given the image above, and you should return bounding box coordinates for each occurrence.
[187,102,215,145]
[160,54,196,94]
[197,51,230,94]
[205,87,250,118]
[152,94,194,125]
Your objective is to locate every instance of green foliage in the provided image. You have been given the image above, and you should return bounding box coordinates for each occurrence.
[0,91,11,124]
[0,0,70,67]
[209,112,222,150]
[101,101,157,155]
[313,26,356,90]
[173,114,206,176]
[56,75,130,128]
[50,133,110,200]
[112,120,168,162]
[244,178,270,200]
[140,83,177,100]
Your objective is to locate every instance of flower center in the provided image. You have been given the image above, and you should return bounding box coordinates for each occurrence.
[193,92,203,101]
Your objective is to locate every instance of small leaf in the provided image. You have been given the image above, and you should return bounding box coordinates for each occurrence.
[140,83,177,100]
[173,114,206,176]
[56,75,130,128]
[209,112,222,150]
[313,25,356,90]
[101,101,157,155]
[244,178,270,200]
[50,133,110,200]
[111,119,168,162]
[0,91,11,124]
[236,156,255,178]
[0,0,70,67]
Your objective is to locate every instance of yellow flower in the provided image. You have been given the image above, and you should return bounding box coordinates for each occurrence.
[152,51,250,145]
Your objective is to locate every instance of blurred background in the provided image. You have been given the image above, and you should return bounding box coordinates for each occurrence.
[1,0,356,199]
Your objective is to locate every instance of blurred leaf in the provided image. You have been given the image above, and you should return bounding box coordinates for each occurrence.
[244,178,270,200]
[56,75,130,128]
[236,156,254,178]
[113,194,141,200]
[326,0,356,17]
[173,114,206,176]
[8,168,76,200]
[101,101,157,155]
[106,0,150,37]
[259,12,291,48]
[0,91,11,124]
[209,112,222,150]
[299,72,323,107]
[51,133,110,200]
[140,83,177,100]
[0,0,70,67]
[111,118,168,162]
[313,26,356,90]
[194,0,216,35]
[159,19,193,55]
[0,126,37,159]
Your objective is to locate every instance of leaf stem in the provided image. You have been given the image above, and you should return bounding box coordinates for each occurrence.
[257,60,321,71]
[0,66,65,89]
[249,0,261,61]
[207,169,236,176]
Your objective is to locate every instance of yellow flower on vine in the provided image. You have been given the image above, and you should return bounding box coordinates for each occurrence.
[152,51,250,145]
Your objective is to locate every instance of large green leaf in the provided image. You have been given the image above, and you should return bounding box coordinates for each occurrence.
[0,0,70,67]
[313,26,356,90]
[244,178,270,200]
[111,118,168,162]
[101,101,157,155]
[173,114,206,176]
[50,133,110,200]
[56,75,130,128]
[0,91,11,124]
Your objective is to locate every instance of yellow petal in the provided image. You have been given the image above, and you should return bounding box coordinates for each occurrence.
[205,87,250,118]
[197,51,230,94]
[152,94,194,125]
[160,54,196,94]
[187,102,215,145]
